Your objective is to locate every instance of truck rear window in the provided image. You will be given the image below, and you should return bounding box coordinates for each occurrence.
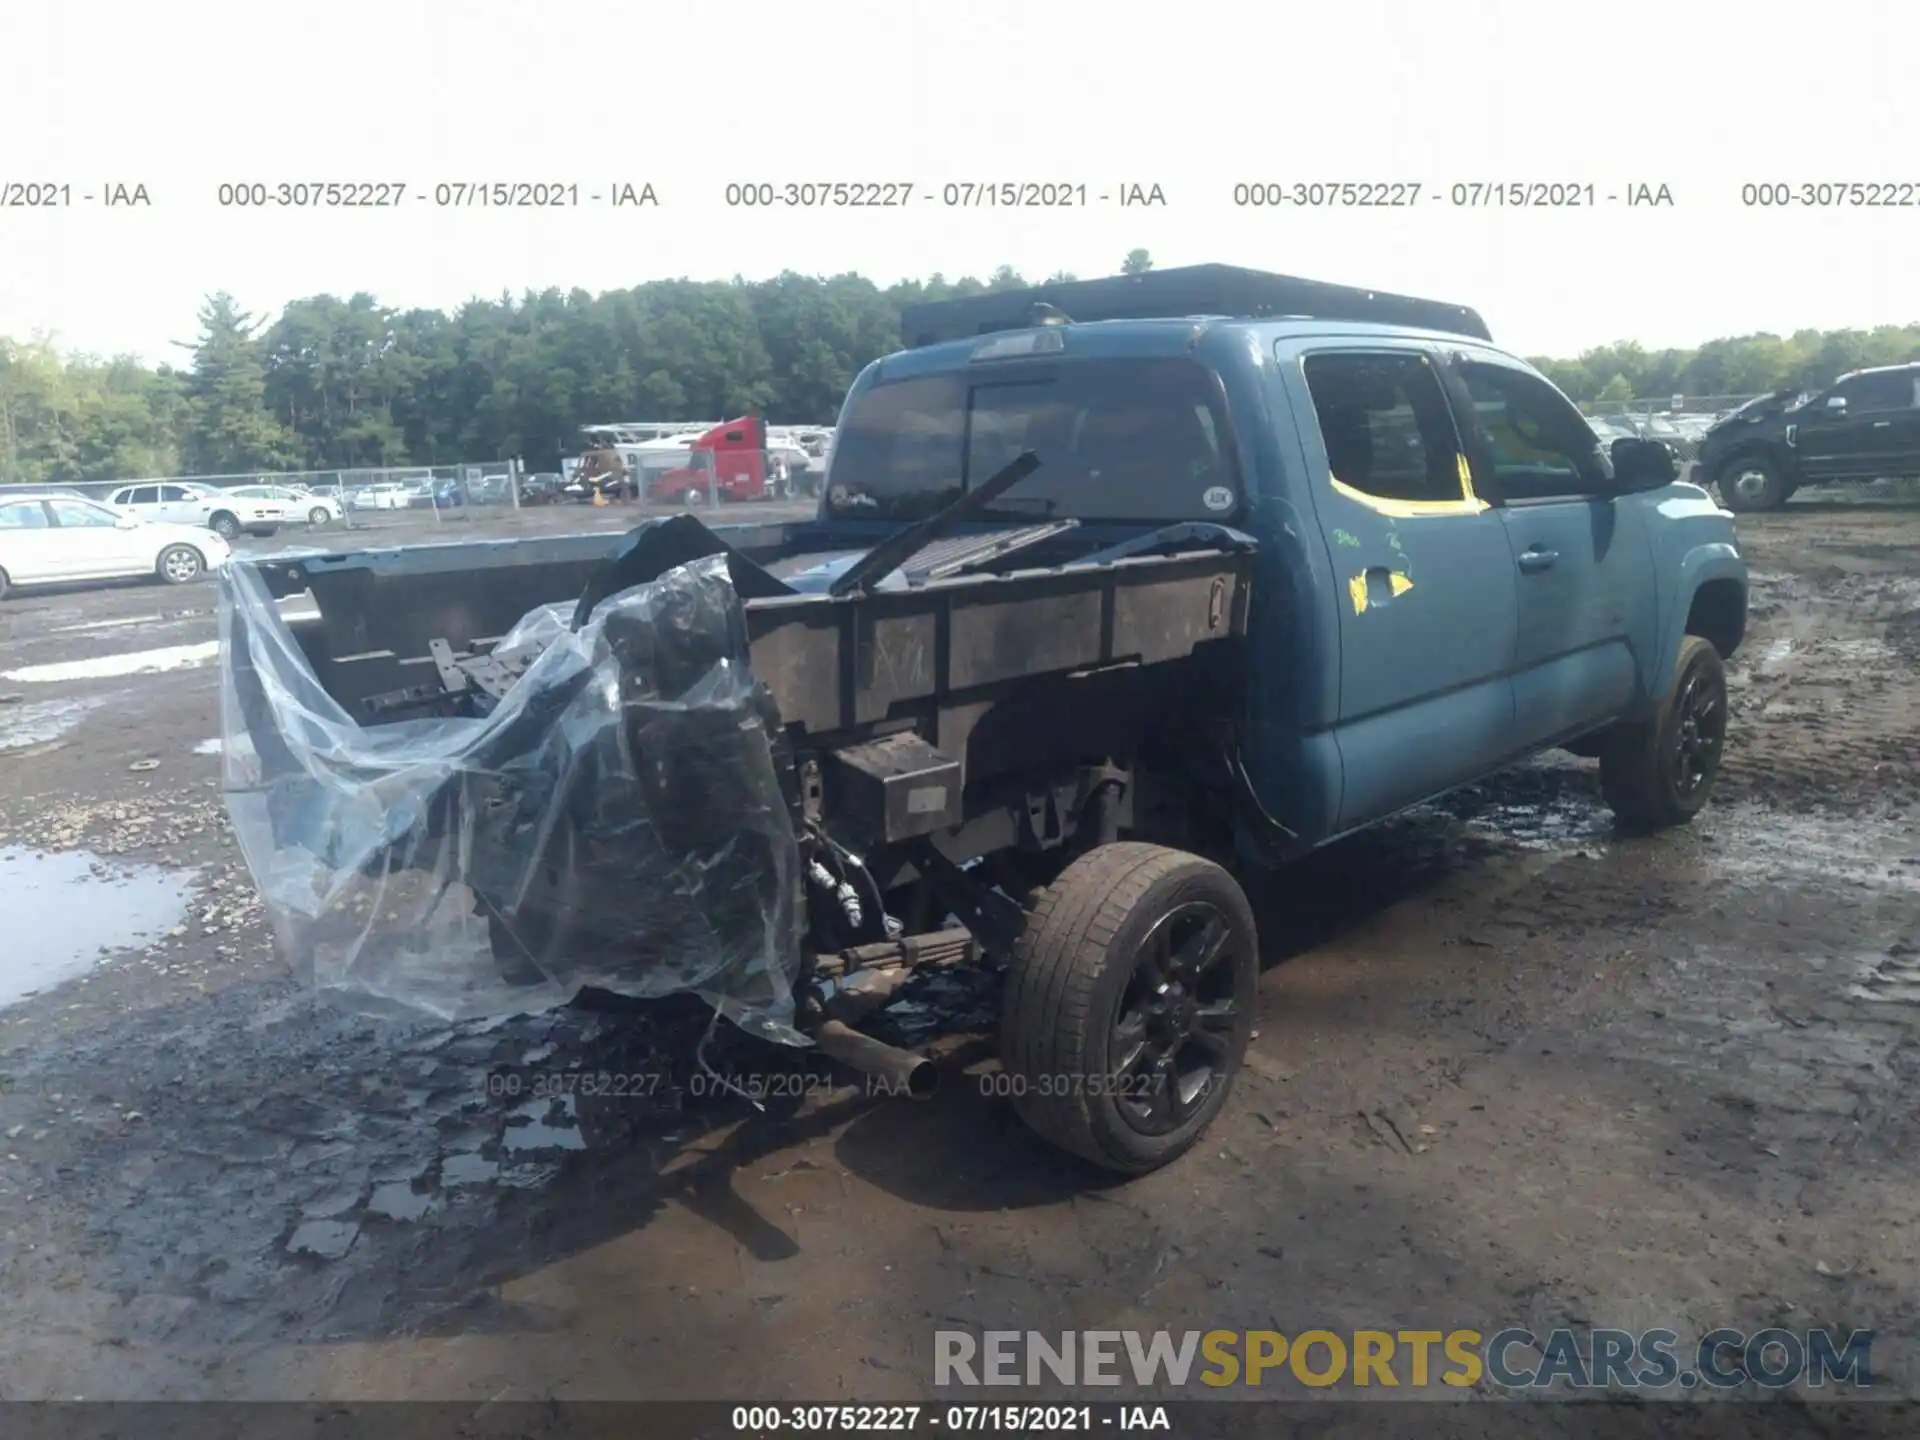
[826,358,1239,522]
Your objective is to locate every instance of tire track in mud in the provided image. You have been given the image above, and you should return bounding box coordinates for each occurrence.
[1716,544,1920,813]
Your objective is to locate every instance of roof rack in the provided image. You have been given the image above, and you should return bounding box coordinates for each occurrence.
[898,263,1492,348]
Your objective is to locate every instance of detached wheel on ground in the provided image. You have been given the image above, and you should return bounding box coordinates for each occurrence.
[1715,456,1791,512]
[1599,635,1728,833]
[155,544,205,585]
[1000,841,1258,1175]
[207,510,243,541]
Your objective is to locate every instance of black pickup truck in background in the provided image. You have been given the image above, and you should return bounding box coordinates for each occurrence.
[1696,362,1920,511]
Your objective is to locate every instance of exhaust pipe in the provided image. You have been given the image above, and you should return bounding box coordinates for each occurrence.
[814,1019,937,1100]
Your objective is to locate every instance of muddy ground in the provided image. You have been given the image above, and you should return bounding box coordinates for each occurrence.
[0,493,1916,1417]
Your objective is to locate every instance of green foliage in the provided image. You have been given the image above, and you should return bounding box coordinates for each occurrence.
[1120,249,1153,276]
[1527,324,1920,403]
[180,294,299,473]
[7,267,1920,485]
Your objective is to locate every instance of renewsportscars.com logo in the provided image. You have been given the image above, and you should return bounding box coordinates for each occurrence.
[934,1328,1875,1392]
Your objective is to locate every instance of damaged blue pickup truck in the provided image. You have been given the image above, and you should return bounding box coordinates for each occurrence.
[220,265,1748,1175]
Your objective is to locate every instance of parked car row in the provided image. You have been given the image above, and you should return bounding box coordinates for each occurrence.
[1588,413,1699,463]
[342,475,524,510]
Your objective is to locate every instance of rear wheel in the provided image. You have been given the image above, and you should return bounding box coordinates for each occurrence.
[1716,456,1791,512]
[208,511,243,541]
[156,544,204,585]
[1599,635,1728,833]
[1000,842,1258,1174]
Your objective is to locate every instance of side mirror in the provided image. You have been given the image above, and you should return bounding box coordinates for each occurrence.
[1608,437,1679,493]
[1825,394,1848,412]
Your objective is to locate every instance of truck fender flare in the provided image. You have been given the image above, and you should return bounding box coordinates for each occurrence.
[1662,543,1748,674]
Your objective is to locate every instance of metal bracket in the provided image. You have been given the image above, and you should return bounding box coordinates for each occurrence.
[909,841,1028,959]
[427,638,473,696]
[428,636,531,702]
[1020,789,1063,851]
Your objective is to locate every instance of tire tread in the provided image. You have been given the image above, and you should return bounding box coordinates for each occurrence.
[1002,842,1248,1171]
[1600,635,1722,832]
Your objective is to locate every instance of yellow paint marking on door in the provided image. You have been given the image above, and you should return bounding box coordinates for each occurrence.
[1389,572,1414,597]
[1348,574,1369,615]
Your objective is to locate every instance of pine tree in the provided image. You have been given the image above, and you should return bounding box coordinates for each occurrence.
[180,294,296,473]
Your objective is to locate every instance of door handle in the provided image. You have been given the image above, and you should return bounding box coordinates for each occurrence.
[1517,547,1558,573]
[1874,420,1892,428]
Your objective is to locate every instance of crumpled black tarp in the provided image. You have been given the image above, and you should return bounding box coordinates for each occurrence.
[217,552,804,1042]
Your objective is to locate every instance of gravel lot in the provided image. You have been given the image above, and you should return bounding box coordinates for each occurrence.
[0,493,1917,1414]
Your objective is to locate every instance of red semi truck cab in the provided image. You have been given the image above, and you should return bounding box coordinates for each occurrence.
[645,416,769,505]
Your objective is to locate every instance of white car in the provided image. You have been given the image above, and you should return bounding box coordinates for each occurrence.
[106,481,283,541]
[349,482,415,510]
[0,492,230,599]
[229,483,343,526]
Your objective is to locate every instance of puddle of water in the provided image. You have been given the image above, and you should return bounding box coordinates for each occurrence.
[439,1151,499,1187]
[1460,798,1613,853]
[1690,808,1920,894]
[365,1181,435,1221]
[50,615,175,635]
[1825,637,1894,662]
[503,1094,588,1153]
[0,696,107,752]
[0,846,196,1007]
[1,641,220,684]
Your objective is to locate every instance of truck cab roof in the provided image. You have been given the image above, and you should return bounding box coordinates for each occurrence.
[882,314,1500,376]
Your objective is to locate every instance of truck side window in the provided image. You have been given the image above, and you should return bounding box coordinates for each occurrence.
[1454,362,1605,499]
[1301,352,1465,504]
[1839,372,1911,412]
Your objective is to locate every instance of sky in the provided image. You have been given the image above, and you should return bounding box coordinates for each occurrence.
[3,0,1918,366]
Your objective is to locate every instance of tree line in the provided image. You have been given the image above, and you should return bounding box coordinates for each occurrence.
[3,249,1918,485]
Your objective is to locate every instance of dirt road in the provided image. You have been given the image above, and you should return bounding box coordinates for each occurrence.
[0,496,1915,1411]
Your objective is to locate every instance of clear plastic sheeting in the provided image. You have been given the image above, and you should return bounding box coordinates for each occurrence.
[216,553,805,1042]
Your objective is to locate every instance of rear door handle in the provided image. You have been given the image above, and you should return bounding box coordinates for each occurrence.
[1517,548,1559,573]
[1873,420,1892,428]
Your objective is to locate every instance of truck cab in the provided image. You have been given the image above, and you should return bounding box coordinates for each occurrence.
[646,416,771,504]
